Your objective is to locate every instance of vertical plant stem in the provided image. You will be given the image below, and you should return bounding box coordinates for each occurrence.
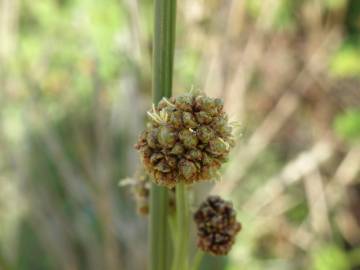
[190,250,204,270]
[150,186,168,270]
[172,183,189,270]
[153,0,177,101]
[168,213,177,249]
[149,0,177,270]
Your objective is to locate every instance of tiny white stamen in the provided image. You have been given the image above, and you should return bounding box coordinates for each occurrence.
[152,104,157,114]
[147,106,168,124]
[218,137,230,150]
[164,112,169,122]
[147,111,159,123]
[118,178,136,187]
[162,97,175,107]
[189,85,195,94]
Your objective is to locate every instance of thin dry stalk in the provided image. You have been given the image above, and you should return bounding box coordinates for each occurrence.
[242,140,334,215]
[214,31,338,196]
[303,169,332,237]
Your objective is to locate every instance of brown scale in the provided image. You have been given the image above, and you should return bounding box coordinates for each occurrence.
[135,93,235,188]
[130,170,151,215]
[193,196,241,256]
[129,169,176,216]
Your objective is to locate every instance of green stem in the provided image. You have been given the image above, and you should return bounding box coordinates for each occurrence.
[190,250,204,270]
[153,0,177,101]
[149,0,177,270]
[169,213,177,249]
[172,183,189,270]
[149,186,168,270]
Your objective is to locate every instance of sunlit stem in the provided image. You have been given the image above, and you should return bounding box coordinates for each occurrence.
[190,250,204,270]
[149,0,177,269]
[172,183,189,270]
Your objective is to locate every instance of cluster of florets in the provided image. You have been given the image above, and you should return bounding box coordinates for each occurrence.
[126,169,176,216]
[129,170,151,215]
[135,93,235,188]
[193,196,241,256]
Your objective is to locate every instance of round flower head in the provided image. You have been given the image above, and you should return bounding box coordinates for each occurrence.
[135,92,235,188]
[193,196,241,256]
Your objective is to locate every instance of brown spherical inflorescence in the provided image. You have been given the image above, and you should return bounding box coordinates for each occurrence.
[135,93,235,188]
[193,195,241,256]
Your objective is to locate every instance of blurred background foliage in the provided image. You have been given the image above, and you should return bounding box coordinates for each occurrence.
[0,0,359,269]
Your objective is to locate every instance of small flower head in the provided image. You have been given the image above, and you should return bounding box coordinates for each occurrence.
[120,169,151,215]
[135,93,236,188]
[120,168,176,216]
[193,196,241,256]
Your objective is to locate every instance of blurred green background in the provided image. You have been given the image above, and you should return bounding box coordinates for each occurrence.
[0,0,359,269]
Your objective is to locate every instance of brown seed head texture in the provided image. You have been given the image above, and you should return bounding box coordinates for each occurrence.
[129,170,151,215]
[129,169,176,216]
[193,196,241,256]
[135,93,235,188]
